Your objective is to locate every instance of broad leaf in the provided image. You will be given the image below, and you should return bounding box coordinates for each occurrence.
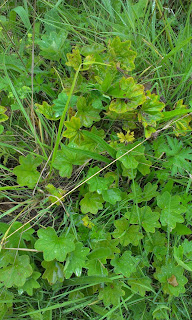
[13,154,42,188]
[113,218,143,246]
[76,96,101,127]
[86,166,114,193]
[18,271,41,296]
[35,227,75,262]
[108,37,136,71]
[0,254,33,288]
[80,192,104,214]
[164,136,192,175]
[126,205,160,233]
[98,281,125,306]
[53,144,88,178]
[111,251,140,277]
[102,188,122,205]
[66,48,82,70]
[128,182,159,203]
[53,92,77,118]
[157,191,186,229]
[42,260,64,285]
[127,273,153,296]
[144,232,167,260]
[63,116,82,143]
[35,101,58,120]
[64,242,90,279]
[154,263,188,296]
[108,77,145,113]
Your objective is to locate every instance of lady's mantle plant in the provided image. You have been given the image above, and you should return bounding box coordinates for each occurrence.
[1,36,192,319]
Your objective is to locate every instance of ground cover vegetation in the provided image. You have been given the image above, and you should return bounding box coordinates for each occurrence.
[0,0,192,319]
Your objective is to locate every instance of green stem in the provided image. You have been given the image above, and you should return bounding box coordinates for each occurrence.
[50,64,82,171]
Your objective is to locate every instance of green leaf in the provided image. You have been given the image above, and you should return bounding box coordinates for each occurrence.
[102,188,122,205]
[45,184,65,206]
[164,136,192,175]
[63,116,82,142]
[107,37,137,71]
[53,144,88,178]
[37,31,70,61]
[111,251,140,277]
[42,260,64,285]
[66,48,82,70]
[0,254,33,288]
[85,167,113,193]
[80,192,104,214]
[82,130,116,157]
[126,206,160,233]
[113,218,143,246]
[157,191,186,229]
[13,154,42,189]
[116,143,148,171]
[76,97,101,127]
[53,92,77,118]
[35,101,58,120]
[174,240,192,272]
[91,233,120,259]
[0,106,9,123]
[172,100,192,136]
[85,260,108,277]
[144,231,167,260]
[0,221,34,248]
[18,271,41,296]
[64,242,90,279]
[138,91,165,129]
[98,281,125,306]
[127,274,153,296]
[154,263,188,296]
[34,227,75,262]
[172,223,192,235]
[0,289,13,319]
[108,77,145,113]
[128,182,159,203]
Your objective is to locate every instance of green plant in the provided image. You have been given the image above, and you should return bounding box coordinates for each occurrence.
[0,1,192,319]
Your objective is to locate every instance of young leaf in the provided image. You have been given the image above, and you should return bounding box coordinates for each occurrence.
[0,254,33,288]
[0,106,9,122]
[127,274,153,296]
[76,97,101,127]
[157,191,186,229]
[138,91,165,133]
[108,37,137,71]
[13,154,42,189]
[98,281,125,306]
[111,251,140,277]
[34,227,75,262]
[154,263,188,296]
[108,77,145,113]
[63,116,82,143]
[35,101,58,120]
[42,260,64,285]
[45,184,66,206]
[85,259,108,277]
[127,206,160,233]
[64,242,90,279]
[80,192,104,214]
[113,218,143,246]
[66,48,82,70]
